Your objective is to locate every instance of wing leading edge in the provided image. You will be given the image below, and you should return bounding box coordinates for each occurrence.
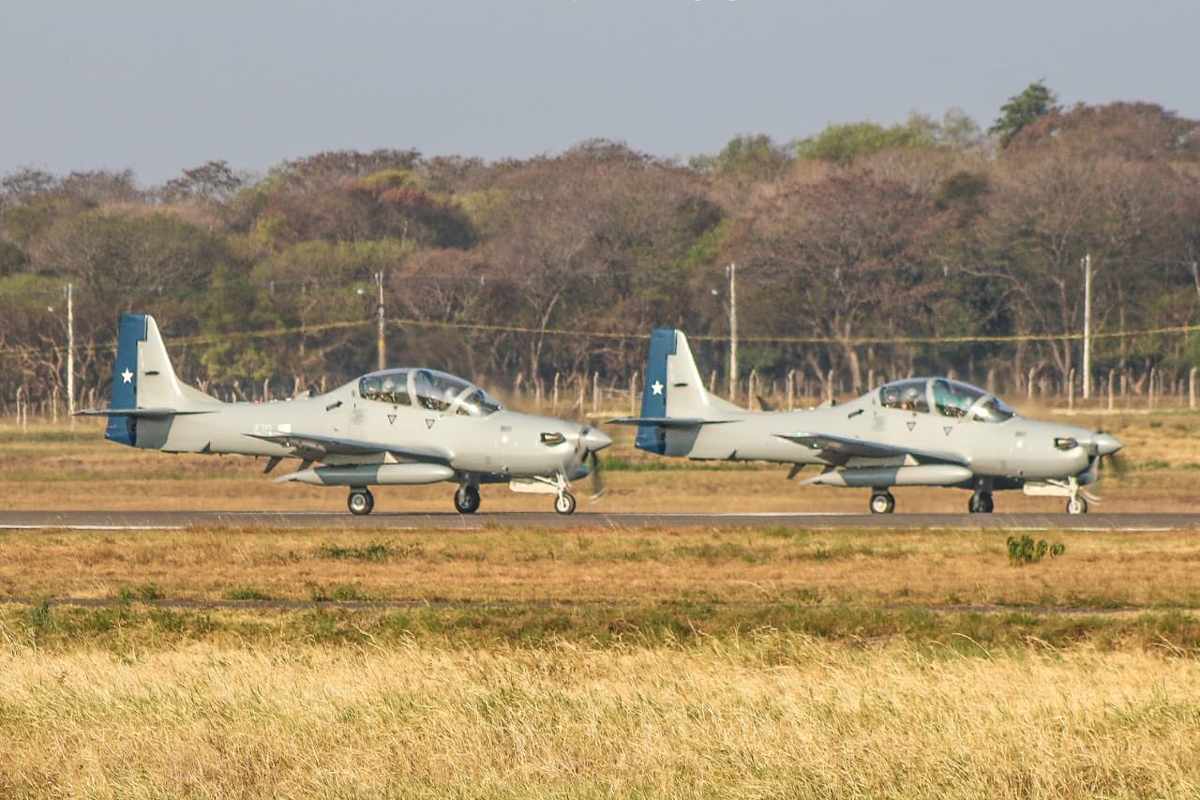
[775,432,966,466]
[244,432,453,465]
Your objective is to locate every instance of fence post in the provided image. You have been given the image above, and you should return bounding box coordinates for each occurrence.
[748,370,758,408]
[826,370,834,405]
[552,372,560,413]
[1190,367,1197,410]
[263,377,271,402]
[786,369,795,411]
[52,386,59,424]
[1148,367,1156,409]
[1067,369,1075,411]
[1027,367,1037,401]
[1107,369,1115,411]
[708,370,716,395]
[629,371,638,416]
[592,372,599,414]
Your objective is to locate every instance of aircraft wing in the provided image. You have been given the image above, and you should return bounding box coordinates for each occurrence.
[775,432,966,466]
[607,416,739,428]
[75,407,215,418]
[244,432,453,465]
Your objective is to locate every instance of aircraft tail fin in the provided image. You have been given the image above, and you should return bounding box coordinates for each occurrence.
[95,313,218,446]
[613,328,741,454]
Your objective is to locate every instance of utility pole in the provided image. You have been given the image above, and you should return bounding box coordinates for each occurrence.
[376,270,386,372]
[727,262,738,403]
[1082,253,1092,400]
[66,282,75,423]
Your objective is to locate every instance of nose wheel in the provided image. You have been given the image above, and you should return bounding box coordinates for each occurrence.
[347,488,374,516]
[454,484,481,514]
[1066,496,1088,514]
[869,491,895,514]
[554,492,577,515]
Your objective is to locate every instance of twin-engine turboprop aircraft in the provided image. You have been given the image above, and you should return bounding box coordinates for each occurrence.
[610,328,1123,514]
[79,314,611,515]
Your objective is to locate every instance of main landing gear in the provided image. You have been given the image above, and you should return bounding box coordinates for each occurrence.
[454,484,481,514]
[869,491,895,514]
[347,487,375,516]
[968,491,994,514]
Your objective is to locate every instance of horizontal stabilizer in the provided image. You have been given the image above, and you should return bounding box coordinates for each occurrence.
[75,407,215,418]
[607,416,738,429]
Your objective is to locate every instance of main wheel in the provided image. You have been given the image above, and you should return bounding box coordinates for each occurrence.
[1066,496,1088,515]
[347,488,374,516]
[554,492,577,515]
[454,484,481,514]
[869,492,895,514]
[969,493,994,514]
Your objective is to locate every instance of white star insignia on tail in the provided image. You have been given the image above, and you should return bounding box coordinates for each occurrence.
[651,381,663,396]
[121,368,133,384]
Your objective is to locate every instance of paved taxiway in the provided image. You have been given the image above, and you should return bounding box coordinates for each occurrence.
[2,510,1198,531]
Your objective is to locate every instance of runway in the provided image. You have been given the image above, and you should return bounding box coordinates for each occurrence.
[2,510,1199,531]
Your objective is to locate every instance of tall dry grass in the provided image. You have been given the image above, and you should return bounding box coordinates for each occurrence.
[1,637,1198,799]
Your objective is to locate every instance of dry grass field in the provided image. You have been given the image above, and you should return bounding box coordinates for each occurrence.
[2,414,1200,797]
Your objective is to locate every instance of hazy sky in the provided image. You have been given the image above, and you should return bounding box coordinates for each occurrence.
[2,0,1198,184]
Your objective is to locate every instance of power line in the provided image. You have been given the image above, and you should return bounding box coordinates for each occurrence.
[3,316,1200,359]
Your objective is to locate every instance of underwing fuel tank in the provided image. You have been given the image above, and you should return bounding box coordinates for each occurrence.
[277,464,455,486]
[805,464,973,488]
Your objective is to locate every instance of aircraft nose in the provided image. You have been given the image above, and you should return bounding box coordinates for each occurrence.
[1093,432,1122,457]
[581,426,613,452]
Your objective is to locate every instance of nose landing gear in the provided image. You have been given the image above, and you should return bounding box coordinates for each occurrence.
[554,491,577,515]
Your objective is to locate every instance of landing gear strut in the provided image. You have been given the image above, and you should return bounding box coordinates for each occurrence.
[1066,476,1088,514]
[347,487,374,516]
[968,491,994,514]
[454,484,481,514]
[869,491,895,514]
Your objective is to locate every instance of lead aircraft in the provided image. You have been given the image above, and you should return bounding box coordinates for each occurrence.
[610,328,1123,514]
[80,314,611,515]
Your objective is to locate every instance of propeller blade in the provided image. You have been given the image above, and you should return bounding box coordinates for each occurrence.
[1106,450,1129,478]
[589,451,607,500]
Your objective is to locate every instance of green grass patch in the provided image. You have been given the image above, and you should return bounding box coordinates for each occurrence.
[316,540,422,562]
[115,583,164,603]
[6,601,1198,656]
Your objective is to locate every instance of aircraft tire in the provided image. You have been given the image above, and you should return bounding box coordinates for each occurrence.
[1066,496,1088,514]
[555,492,577,515]
[454,484,481,514]
[869,492,895,514]
[969,492,994,514]
[348,488,374,516]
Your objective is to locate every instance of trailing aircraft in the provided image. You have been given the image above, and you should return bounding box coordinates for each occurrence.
[79,314,611,515]
[610,328,1123,514]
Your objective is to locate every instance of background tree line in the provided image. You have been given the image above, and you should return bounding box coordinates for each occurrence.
[3,82,1200,410]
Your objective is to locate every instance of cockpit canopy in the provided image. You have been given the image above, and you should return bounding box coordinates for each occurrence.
[878,378,1014,423]
[358,369,502,417]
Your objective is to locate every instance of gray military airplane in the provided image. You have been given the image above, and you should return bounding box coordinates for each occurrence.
[610,328,1123,514]
[79,314,611,515]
